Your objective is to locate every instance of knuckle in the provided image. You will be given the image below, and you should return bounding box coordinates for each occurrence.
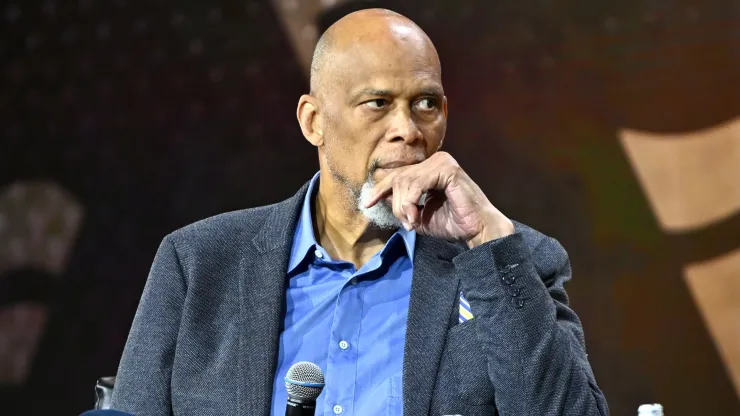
[435,151,452,162]
[446,159,463,176]
[434,151,460,170]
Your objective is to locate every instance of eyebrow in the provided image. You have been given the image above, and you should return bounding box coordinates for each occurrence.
[350,88,393,102]
[350,86,444,103]
[418,86,444,97]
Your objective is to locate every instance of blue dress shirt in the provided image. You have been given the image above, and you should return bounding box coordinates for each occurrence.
[271,172,415,416]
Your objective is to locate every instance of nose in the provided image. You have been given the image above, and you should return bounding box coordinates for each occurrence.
[387,108,423,145]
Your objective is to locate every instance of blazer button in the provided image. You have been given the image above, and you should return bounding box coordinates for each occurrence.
[509,286,521,297]
[512,297,525,309]
[502,273,516,285]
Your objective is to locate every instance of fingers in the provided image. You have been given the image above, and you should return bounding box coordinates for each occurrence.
[392,182,405,226]
[402,182,424,225]
[363,183,392,209]
[398,182,423,230]
[392,175,422,231]
[366,160,446,230]
[364,153,449,209]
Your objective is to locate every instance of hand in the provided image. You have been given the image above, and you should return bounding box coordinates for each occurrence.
[364,152,515,247]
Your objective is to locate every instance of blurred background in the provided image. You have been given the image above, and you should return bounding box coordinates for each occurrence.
[1,0,739,414]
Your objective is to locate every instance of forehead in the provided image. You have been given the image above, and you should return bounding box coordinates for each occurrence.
[331,32,442,96]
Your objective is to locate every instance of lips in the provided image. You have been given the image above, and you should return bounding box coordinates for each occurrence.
[377,160,422,169]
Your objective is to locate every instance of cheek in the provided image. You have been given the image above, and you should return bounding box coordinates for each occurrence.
[422,120,447,152]
[324,136,375,181]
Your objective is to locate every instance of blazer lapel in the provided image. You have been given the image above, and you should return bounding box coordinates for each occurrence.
[403,235,464,416]
[238,182,309,415]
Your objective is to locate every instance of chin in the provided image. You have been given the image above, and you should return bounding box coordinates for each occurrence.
[357,180,402,230]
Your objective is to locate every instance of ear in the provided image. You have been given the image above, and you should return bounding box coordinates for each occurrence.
[297,94,324,147]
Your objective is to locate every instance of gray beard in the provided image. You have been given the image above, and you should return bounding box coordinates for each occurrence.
[357,179,402,230]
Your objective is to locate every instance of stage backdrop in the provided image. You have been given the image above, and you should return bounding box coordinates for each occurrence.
[1,0,739,415]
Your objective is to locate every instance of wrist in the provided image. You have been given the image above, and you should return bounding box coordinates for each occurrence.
[466,212,514,249]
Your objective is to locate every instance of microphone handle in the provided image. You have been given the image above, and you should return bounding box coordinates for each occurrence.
[286,397,316,416]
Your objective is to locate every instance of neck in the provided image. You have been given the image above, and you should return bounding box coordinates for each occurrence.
[313,171,395,268]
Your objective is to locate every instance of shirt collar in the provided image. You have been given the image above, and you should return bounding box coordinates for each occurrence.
[287,171,416,273]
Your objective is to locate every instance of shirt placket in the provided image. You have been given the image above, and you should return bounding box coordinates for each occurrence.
[324,269,364,416]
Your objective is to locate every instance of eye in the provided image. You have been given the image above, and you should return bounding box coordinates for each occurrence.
[416,97,437,110]
[364,99,388,109]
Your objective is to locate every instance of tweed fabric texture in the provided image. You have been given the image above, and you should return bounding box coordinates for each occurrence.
[111,181,609,415]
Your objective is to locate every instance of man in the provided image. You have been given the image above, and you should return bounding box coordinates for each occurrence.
[111,8,609,416]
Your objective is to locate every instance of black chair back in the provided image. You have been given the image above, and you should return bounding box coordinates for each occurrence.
[94,377,116,410]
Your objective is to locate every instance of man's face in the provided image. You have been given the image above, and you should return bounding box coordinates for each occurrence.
[319,30,448,198]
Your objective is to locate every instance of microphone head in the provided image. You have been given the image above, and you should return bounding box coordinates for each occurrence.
[284,361,325,401]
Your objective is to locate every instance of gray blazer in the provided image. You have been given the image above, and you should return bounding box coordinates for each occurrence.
[112,181,609,415]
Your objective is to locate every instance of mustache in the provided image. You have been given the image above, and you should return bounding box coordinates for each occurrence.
[369,154,426,174]
[369,159,381,175]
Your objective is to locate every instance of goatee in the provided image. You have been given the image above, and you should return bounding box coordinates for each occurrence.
[357,178,402,230]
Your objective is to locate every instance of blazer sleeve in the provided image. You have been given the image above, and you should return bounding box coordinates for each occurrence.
[453,231,609,416]
[111,235,186,415]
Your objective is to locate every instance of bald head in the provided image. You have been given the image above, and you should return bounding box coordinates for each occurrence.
[309,8,440,97]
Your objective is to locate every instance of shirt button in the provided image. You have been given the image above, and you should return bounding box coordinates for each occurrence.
[339,340,349,350]
[333,405,343,414]
[314,249,323,259]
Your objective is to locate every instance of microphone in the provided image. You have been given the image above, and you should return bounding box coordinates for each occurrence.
[284,361,325,416]
[79,410,134,416]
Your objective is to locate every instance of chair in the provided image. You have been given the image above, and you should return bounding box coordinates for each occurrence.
[94,377,116,410]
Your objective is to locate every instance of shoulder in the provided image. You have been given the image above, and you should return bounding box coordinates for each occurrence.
[172,204,275,240]
[163,203,279,261]
[154,179,309,274]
